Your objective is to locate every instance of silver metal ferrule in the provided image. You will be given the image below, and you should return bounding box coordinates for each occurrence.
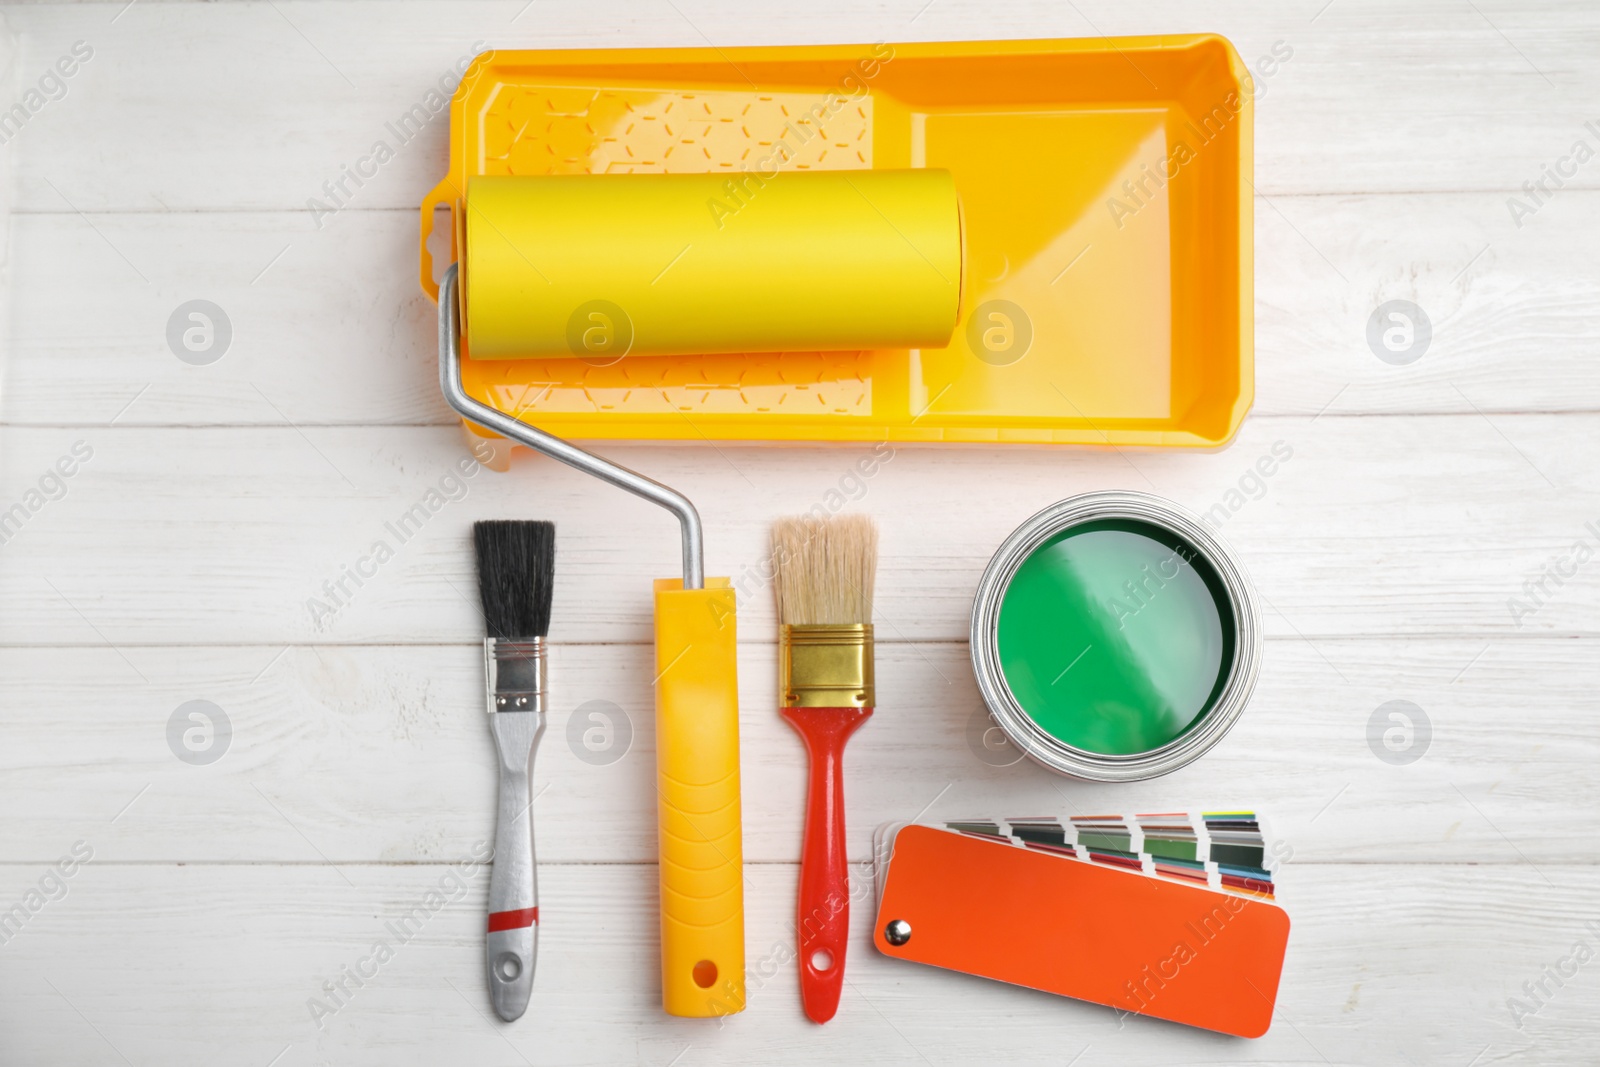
[485,637,547,714]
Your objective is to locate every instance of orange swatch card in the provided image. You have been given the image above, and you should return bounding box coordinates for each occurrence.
[872,824,1290,1038]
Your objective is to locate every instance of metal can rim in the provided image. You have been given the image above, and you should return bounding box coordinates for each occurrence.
[968,490,1262,782]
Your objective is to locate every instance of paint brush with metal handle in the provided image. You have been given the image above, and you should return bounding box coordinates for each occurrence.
[440,268,744,1019]
[473,519,554,1021]
[772,514,878,1024]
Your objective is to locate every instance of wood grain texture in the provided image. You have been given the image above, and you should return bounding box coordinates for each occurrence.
[0,640,1592,866]
[0,863,1595,1066]
[7,190,1600,427]
[0,416,1594,645]
[1,1,1596,1063]
[5,1,1600,210]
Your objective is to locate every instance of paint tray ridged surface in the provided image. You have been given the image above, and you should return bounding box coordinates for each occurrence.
[420,36,1253,446]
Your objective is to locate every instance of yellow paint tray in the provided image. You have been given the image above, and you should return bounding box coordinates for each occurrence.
[420,36,1253,447]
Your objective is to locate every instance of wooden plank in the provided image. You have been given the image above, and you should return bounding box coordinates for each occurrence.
[2,210,447,427]
[0,861,1591,1065]
[0,639,1590,865]
[0,415,1594,645]
[5,1,1600,212]
[6,189,1599,428]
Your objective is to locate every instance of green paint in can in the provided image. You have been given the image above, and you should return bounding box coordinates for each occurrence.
[970,492,1261,781]
[995,519,1235,756]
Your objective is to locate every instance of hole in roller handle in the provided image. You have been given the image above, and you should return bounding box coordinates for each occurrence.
[436,264,704,588]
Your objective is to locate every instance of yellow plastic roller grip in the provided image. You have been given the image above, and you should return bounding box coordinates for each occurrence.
[652,578,745,1018]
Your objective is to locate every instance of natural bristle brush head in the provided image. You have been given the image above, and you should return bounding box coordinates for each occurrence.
[474,520,555,639]
[772,514,878,627]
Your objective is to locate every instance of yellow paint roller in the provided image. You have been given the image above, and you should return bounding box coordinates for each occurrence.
[436,168,962,1018]
[462,170,962,361]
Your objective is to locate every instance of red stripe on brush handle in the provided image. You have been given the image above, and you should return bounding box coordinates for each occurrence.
[780,704,873,1025]
[487,907,539,932]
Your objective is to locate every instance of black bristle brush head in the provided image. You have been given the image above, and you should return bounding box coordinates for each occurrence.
[473,520,555,640]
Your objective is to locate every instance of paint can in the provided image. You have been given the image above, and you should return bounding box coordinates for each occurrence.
[970,491,1261,781]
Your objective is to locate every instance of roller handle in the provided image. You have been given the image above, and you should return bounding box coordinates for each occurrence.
[487,711,542,1021]
[654,581,745,1018]
[781,705,872,1024]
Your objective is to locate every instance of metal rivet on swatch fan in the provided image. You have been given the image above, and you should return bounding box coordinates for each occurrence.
[884,919,912,946]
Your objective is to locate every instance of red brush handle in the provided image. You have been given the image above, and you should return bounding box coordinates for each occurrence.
[780,704,873,1024]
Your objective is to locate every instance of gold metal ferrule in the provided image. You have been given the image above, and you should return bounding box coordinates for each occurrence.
[779,624,874,708]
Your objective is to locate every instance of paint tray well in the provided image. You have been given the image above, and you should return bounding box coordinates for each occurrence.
[420,35,1253,447]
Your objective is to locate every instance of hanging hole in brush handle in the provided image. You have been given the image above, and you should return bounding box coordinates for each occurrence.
[782,704,872,1024]
[486,709,543,1021]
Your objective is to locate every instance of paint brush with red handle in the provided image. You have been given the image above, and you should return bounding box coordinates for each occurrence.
[772,514,878,1024]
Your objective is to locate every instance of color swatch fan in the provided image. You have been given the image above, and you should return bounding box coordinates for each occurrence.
[958,811,1278,897]
[872,812,1289,1038]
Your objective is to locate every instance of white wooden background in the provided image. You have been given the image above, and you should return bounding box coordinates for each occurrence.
[1,1,1597,1064]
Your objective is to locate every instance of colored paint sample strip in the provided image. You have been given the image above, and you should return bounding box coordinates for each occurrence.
[936,811,1279,899]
